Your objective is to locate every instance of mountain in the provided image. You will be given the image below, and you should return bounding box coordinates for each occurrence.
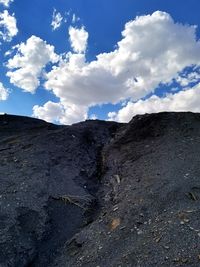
[1,112,200,267]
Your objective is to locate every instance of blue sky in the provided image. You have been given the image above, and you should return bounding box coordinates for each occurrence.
[0,0,200,124]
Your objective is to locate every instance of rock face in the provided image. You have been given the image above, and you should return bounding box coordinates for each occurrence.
[1,112,200,266]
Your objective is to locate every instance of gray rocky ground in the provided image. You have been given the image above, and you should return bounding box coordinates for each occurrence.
[0,112,200,266]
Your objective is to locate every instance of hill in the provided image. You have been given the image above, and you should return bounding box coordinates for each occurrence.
[1,112,200,266]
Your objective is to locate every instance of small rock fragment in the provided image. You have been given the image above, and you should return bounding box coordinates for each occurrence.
[114,174,121,184]
[113,206,118,211]
[155,237,161,243]
[110,218,121,230]
[187,192,198,201]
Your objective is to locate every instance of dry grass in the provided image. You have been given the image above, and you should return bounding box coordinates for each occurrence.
[51,194,91,210]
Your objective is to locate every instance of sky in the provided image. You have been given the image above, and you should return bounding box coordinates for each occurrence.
[0,0,200,124]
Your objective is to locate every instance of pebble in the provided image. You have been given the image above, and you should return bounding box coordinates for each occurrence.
[137,230,143,235]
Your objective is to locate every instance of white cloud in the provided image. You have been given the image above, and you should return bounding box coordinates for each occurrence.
[68,26,88,53]
[3,11,198,124]
[176,70,200,87]
[6,35,58,93]
[0,10,18,42]
[36,11,200,124]
[107,111,117,121]
[0,82,9,100]
[112,84,200,122]
[51,9,63,31]
[72,14,80,24]
[89,114,98,120]
[33,101,87,124]
[0,0,13,7]
[33,101,64,123]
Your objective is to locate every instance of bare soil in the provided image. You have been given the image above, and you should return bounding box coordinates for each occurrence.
[1,112,200,267]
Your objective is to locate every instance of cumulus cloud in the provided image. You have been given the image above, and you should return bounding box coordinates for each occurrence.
[110,84,200,122]
[4,11,197,124]
[0,10,18,42]
[0,82,9,100]
[6,35,58,93]
[68,26,88,53]
[33,101,64,123]
[33,101,87,124]
[0,0,13,7]
[51,9,63,31]
[33,11,200,124]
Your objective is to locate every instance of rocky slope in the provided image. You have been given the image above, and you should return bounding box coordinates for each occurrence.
[1,112,200,267]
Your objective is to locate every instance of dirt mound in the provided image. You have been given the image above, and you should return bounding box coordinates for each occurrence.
[1,112,200,266]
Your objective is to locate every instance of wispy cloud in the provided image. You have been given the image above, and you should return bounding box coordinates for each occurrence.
[0,82,9,100]
[0,0,13,8]
[51,8,63,31]
[72,13,80,24]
